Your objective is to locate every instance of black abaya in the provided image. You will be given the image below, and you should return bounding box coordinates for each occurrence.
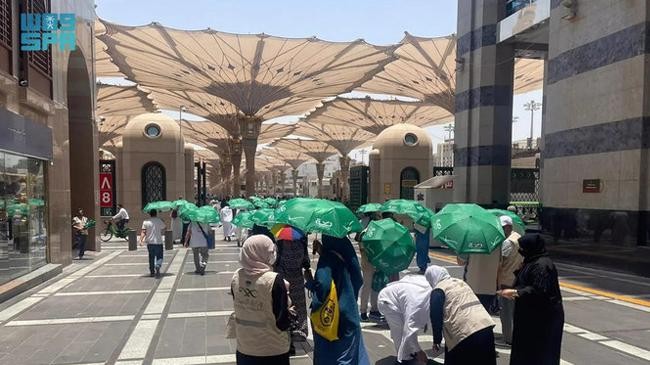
[510,235,564,365]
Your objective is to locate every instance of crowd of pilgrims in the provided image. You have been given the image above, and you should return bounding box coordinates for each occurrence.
[223,203,564,365]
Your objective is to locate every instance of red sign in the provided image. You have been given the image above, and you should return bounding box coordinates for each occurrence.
[99,173,113,207]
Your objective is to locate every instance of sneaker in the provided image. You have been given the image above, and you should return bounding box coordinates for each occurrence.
[155,266,161,278]
[200,267,206,276]
[369,311,385,322]
[150,272,155,277]
[360,313,369,322]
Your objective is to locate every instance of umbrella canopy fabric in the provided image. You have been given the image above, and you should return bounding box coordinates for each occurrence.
[263,197,278,207]
[356,203,382,215]
[250,208,276,228]
[487,209,526,235]
[183,205,221,224]
[380,199,434,227]
[143,200,175,213]
[228,198,255,210]
[271,224,305,241]
[431,204,505,254]
[232,210,255,229]
[361,218,415,275]
[274,198,362,238]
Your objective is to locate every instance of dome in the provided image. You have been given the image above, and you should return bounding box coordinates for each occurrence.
[122,112,181,141]
[372,123,433,150]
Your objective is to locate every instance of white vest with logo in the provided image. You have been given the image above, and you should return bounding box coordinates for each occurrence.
[498,232,523,287]
[435,278,495,351]
[231,269,290,356]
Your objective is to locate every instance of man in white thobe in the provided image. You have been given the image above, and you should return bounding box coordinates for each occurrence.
[378,274,432,365]
[219,205,234,241]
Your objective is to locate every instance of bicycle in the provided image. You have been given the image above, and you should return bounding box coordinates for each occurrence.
[99,220,130,242]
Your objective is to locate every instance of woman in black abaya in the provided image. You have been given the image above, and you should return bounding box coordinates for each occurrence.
[498,234,564,365]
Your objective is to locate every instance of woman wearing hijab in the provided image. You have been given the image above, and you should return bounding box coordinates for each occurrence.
[306,235,370,365]
[498,234,564,365]
[426,266,496,365]
[231,235,292,365]
[275,232,311,345]
[378,274,432,364]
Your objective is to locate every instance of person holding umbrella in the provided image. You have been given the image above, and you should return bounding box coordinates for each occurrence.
[184,220,211,275]
[498,234,564,365]
[426,265,496,365]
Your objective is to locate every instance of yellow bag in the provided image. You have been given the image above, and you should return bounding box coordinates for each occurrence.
[310,280,340,341]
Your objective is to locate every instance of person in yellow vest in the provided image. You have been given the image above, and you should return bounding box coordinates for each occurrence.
[496,215,523,345]
[231,234,292,365]
[425,265,496,365]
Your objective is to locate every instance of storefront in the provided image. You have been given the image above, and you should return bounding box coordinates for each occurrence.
[0,109,52,286]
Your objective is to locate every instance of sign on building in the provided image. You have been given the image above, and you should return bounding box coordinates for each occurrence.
[99,160,117,216]
[20,13,76,51]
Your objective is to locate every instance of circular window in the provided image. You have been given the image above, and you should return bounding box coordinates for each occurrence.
[404,133,419,146]
[144,123,161,138]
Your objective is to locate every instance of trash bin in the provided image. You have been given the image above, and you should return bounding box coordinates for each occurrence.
[164,230,174,250]
[127,229,137,251]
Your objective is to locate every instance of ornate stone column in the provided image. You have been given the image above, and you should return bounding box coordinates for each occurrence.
[278,170,286,196]
[291,169,299,197]
[229,138,242,197]
[240,116,262,197]
[316,162,325,198]
[338,156,351,202]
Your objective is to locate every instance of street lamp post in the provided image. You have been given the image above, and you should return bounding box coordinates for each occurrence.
[523,100,542,150]
[443,123,454,141]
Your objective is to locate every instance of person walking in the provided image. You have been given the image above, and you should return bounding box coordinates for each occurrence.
[378,274,433,365]
[112,203,130,232]
[414,224,431,274]
[355,222,382,322]
[275,232,310,348]
[498,234,564,365]
[140,209,166,277]
[306,235,370,365]
[171,196,183,243]
[458,237,501,312]
[231,234,292,365]
[496,215,523,345]
[426,265,496,365]
[220,203,234,241]
[184,221,211,275]
[71,208,88,260]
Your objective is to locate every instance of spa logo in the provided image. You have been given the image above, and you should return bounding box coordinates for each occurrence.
[20,13,76,51]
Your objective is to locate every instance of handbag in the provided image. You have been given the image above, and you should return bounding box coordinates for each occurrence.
[310,280,340,341]
[196,223,215,249]
[225,312,237,339]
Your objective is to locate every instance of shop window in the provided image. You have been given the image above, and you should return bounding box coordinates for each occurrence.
[399,167,420,200]
[141,162,166,208]
[0,151,47,285]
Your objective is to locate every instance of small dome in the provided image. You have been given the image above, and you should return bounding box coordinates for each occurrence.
[123,113,181,141]
[373,123,432,150]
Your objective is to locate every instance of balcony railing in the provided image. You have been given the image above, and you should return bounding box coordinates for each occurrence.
[506,0,538,16]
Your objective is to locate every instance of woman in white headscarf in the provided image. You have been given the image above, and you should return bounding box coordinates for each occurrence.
[425,266,496,365]
[231,235,292,365]
[378,274,433,364]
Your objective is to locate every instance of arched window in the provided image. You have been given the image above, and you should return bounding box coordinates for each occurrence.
[141,162,166,208]
[400,167,420,200]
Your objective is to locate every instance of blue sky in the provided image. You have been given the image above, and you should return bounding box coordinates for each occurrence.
[96,0,543,153]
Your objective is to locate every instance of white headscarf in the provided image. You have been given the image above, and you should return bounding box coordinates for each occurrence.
[239,234,277,276]
[425,265,451,288]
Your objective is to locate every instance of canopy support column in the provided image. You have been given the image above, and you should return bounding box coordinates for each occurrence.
[278,170,286,197]
[240,117,262,197]
[229,138,242,197]
[291,169,299,197]
[316,162,325,198]
[339,156,351,203]
[220,159,232,198]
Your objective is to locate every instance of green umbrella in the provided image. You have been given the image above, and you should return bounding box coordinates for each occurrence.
[232,210,255,229]
[28,198,45,207]
[380,199,434,227]
[253,200,271,209]
[228,198,255,210]
[250,208,276,228]
[263,197,278,208]
[431,203,505,254]
[173,199,190,207]
[183,205,220,224]
[178,203,199,221]
[277,200,287,207]
[361,218,415,275]
[274,198,362,238]
[356,203,382,215]
[7,203,28,217]
[487,209,526,235]
[143,200,175,212]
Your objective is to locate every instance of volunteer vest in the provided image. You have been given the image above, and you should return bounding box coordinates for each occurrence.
[231,269,290,356]
[435,278,495,351]
[498,232,523,287]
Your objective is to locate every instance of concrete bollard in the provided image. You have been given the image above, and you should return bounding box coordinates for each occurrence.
[164,230,174,250]
[127,230,137,251]
[210,228,218,248]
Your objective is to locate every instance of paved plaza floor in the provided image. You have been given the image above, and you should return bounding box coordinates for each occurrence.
[0,229,649,364]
